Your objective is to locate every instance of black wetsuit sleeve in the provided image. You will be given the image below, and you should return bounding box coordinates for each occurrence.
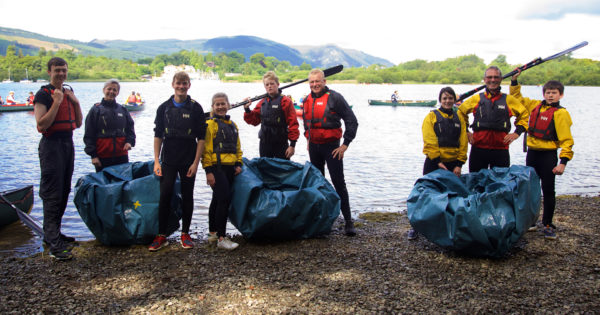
[83,107,98,158]
[331,91,358,146]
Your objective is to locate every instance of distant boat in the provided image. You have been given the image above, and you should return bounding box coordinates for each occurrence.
[368,99,437,107]
[36,79,48,83]
[19,68,33,84]
[0,104,34,112]
[124,102,145,112]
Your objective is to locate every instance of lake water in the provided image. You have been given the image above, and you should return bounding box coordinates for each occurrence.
[1,80,598,255]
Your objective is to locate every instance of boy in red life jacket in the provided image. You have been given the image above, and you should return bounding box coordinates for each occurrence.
[303,68,359,236]
[510,70,574,240]
[33,57,83,261]
[26,92,34,106]
[243,71,299,159]
[457,66,529,173]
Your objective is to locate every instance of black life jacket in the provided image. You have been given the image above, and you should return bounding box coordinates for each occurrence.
[164,103,195,139]
[528,102,561,141]
[472,93,511,133]
[213,118,238,154]
[260,95,287,140]
[94,101,127,138]
[433,109,461,148]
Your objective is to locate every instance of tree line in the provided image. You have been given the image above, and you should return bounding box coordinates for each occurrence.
[1,45,599,86]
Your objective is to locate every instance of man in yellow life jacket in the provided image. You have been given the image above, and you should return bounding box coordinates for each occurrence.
[302,68,359,236]
[33,57,83,261]
[458,66,529,173]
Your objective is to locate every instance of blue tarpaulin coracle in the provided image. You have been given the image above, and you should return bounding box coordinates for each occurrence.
[229,157,341,240]
[407,165,541,257]
[74,161,182,245]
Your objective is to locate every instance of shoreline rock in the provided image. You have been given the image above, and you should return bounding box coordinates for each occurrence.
[1,195,599,313]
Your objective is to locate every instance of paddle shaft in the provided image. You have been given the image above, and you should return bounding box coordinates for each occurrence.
[457,41,588,102]
[230,65,344,109]
[0,193,44,237]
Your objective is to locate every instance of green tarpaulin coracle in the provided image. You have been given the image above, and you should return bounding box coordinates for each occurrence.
[229,157,340,240]
[74,161,182,245]
[407,165,541,257]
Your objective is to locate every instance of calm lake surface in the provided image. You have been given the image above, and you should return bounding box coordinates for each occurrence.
[1,81,598,255]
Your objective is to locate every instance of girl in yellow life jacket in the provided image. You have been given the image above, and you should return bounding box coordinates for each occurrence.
[203,92,243,250]
[510,71,574,240]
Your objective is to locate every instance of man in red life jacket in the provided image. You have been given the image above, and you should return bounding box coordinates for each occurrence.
[33,57,83,261]
[6,91,16,105]
[457,66,529,173]
[303,69,359,236]
[26,92,34,106]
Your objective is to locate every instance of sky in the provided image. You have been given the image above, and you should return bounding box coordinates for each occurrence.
[1,0,599,65]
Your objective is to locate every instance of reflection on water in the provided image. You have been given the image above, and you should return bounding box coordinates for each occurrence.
[1,81,598,256]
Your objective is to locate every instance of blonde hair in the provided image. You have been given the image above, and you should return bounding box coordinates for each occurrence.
[172,71,190,83]
[263,71,279,85]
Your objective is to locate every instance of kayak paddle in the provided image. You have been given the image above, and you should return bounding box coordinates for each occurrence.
[457,41,589,102]
[0,193,44,237]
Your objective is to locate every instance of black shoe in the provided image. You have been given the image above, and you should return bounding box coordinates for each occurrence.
[60,234,76,243]
[50,248,73,261]
[344,221,357,236]
[407,229,418,240]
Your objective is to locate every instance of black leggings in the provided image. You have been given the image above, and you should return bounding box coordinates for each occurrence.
[259,139,289,159]
[158,164,196,235]
[208,165,236,237]
[468,146,510,173]
[423,159,462,176]
[526,149,558,227]
[308,141,352,222]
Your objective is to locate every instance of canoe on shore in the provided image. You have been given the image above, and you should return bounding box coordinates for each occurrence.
[124,103,145,112]
[0,104,34,112]
[0,186,34,228]
[368,99,436,107]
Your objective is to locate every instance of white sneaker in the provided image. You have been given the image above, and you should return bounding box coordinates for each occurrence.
[217,238,239,250]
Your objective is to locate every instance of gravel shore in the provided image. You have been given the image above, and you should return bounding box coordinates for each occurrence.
[1,195,599,314]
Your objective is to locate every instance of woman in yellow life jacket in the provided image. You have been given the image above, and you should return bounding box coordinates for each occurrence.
[408,87,468,240]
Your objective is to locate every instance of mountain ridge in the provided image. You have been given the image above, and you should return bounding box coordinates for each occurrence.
[0,26,393,68]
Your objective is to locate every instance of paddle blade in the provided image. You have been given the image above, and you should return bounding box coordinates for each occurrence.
[543,41,588,62]
[324,65,344,77]
[0,193,44,237]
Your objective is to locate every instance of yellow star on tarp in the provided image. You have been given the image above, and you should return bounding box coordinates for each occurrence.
[133,201,141,209]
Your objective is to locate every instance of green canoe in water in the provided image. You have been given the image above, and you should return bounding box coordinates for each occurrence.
[0,186,34,228]
[368,99,436,107]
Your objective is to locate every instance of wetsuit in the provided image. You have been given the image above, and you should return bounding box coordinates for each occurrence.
[154,95,206,235]
[84,99,135,171]
[303,86,358,223]
[244,94,299,159]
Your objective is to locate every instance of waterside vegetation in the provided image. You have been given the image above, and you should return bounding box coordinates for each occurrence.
[1,45,599,86]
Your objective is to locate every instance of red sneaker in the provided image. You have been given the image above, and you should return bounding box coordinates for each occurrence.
[180,233,194,249]
[148,235,168,251]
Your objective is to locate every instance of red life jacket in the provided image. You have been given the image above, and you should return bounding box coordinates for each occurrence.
[302,92,342,143]
[127,95,137,103]
[27,95,34,105]
[38,87,77,137]
[528,103,561,141]
[93,102,129,158]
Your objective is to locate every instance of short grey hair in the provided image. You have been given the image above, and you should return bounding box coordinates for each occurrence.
[104,78,121,91]
[484,66,502,78]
